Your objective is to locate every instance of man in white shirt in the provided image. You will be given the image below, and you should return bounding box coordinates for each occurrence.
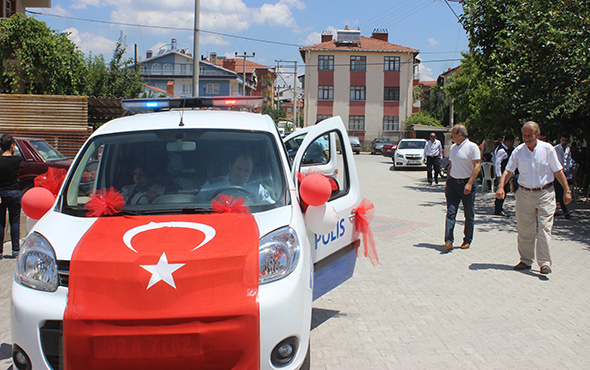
[496,122,572,274]
[554,133,573,219]
[492,134,515,216]
[423,132,443,185]
[444,124,481,251]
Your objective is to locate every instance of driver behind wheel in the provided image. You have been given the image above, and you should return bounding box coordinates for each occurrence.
[121,166,165,205]
[196,153,273,204]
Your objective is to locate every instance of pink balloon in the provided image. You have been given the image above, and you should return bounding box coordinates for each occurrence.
[22,187,55,220]
[300,174,331,206]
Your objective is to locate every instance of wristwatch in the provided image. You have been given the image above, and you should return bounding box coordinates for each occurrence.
[565,189,572,194]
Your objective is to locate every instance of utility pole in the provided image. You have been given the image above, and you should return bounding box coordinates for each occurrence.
[192,0,200,97]
[276,60,299,127]
[235,52,255,96]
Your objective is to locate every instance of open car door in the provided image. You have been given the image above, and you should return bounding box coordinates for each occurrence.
[289,117,361,300]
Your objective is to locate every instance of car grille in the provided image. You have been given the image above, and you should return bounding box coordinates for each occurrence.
[40,320,62,370]
[406,154,421,159]
[57,260,69,287]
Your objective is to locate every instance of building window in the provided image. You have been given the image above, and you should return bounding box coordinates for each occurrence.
[151,63,161,75]
[206,83,220,95]
[317,115,332,122]
[182,84,193,96]
[349,116,365,131]
[350,86,366,101]
[383,116,399,131]
[384,87,400,101]
[350,56,366,71]
[318,86,334,100]
[163,64,173,74]
[140,65,147,74]
[318,55,334,71]
[180,64,187,74]
[384,56,400,72]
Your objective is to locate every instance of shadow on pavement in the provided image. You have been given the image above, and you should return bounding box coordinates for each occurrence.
[469,263,514,271]
[413,242,464,255]
[0,343,11,361]
[311,308,346,331]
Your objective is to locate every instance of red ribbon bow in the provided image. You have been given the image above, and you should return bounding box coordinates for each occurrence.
[211,194,250,214]
[34,167,67,196]
[84,187,125,217]
[353,198,378,266]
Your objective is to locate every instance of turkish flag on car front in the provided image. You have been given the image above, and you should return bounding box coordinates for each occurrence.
[63,213,260,370]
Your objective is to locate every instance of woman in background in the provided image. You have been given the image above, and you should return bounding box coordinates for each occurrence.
[0,135,22,259]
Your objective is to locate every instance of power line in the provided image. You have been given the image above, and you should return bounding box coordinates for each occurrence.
[26,10,303,48]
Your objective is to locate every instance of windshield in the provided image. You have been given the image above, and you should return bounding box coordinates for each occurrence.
[29,140,67,161]
[398,140,426,149]
[375,138,391,144]
[62,129,288,216]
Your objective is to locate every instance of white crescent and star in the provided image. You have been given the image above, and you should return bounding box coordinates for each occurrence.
[122,222,217,290]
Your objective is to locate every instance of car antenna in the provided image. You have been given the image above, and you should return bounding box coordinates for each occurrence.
[179,98,186,126]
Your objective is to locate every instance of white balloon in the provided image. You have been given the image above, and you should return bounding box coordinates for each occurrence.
[304,204,338,235]
[26,216,38,233]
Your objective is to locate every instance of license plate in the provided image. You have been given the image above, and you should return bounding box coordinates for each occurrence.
[409,160,421,165]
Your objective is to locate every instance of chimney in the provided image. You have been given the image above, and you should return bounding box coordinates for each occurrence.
[223,58,236,71]
[171,38,177,51]
[146,50,153,59]
[321,31,333,43]
[210,52,218,65]
[371,29,388,42]
[166,81,174,96]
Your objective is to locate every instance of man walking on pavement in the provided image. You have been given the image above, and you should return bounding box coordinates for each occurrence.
[424,132,443,185]
[495,122,572,274]
[554,133,573,219]
[493,134,515,217]
[444,124,481,251]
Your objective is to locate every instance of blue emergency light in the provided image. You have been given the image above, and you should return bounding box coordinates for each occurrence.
[122,96,263,112]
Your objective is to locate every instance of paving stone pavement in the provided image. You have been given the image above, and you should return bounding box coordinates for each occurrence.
[1,154,589,369]
[310,154,590,369]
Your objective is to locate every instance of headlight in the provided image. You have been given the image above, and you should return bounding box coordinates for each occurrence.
[259,226,300,284]
[15,232,58,292]
[395,152,403,158]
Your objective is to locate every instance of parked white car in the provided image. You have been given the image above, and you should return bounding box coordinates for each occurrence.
[393,138,428,169]
[11,97,361,370]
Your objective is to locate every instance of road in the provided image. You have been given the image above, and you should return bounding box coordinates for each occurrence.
[2,153,590,369]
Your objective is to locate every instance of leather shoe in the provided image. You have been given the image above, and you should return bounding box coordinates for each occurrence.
[540,265,552,274]
[460,243,470,249]
[443,242,453,250]
[513,262,531,271]
[494,210,510,217]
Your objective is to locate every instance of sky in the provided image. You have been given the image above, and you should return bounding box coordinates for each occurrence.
[27,0,468,82]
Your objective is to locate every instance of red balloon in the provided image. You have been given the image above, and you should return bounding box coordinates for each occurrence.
[22,187,56,220]
[300,174,331,206]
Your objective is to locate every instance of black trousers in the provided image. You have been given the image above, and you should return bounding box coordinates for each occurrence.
[494,180,511,214]
[554,179,570,215]
[426,156,440,183]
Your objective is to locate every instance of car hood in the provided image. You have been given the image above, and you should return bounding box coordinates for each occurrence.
[396,148,424,155]
[46,158,73,168]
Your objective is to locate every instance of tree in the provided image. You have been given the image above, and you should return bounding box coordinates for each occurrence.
[404,111,443,130]
[0,13,87,94]
[84,33,144,98]
[261,104,286,124]
[446,0,590,144]
[419,84,451,127]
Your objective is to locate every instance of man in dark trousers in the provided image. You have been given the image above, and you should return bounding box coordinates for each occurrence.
[493,134,515,216]
[423,132,443,185]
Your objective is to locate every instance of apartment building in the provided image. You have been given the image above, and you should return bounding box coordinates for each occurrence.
[299,27,420,143]
[1,0,50,18]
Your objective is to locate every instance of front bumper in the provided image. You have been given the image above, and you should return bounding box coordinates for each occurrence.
[11,267,312,370]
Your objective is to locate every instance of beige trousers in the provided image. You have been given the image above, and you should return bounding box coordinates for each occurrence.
[515,187,556,267]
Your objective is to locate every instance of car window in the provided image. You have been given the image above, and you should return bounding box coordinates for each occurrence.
[28,140,67,161]
[375,138,391,143]
[398,140,426,149]
[62,129,287,216]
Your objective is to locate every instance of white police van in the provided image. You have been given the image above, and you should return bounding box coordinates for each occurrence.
[11,96,361,370]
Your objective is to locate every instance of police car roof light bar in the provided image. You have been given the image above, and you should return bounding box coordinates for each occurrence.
[122,96,263,112]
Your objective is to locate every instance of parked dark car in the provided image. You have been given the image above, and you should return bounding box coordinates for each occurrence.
[381,142,398,159]
[348,135,361,154]
[370,137,392,155]
[12,137,73,193]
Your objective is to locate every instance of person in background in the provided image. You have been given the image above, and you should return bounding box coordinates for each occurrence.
[0,135,23,259]
[121,166,165,205]
[495,122,572,274]
[554,133,573,219]
[444,124,481,251]
[493,134,515,217]
[423,132,443,185]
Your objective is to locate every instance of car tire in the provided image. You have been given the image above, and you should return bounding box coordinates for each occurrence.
[300,341,311,370]
[356,150,360,155]
[20,183,33,196]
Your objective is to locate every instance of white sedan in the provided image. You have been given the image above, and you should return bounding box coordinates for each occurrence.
[393,139,428,169]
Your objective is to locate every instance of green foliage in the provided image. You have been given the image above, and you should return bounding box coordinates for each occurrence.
[404,111,443,130]
[0,13,87,94]
[448,0,590,142]
[261,104,287,123]
[419,84,451,127]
